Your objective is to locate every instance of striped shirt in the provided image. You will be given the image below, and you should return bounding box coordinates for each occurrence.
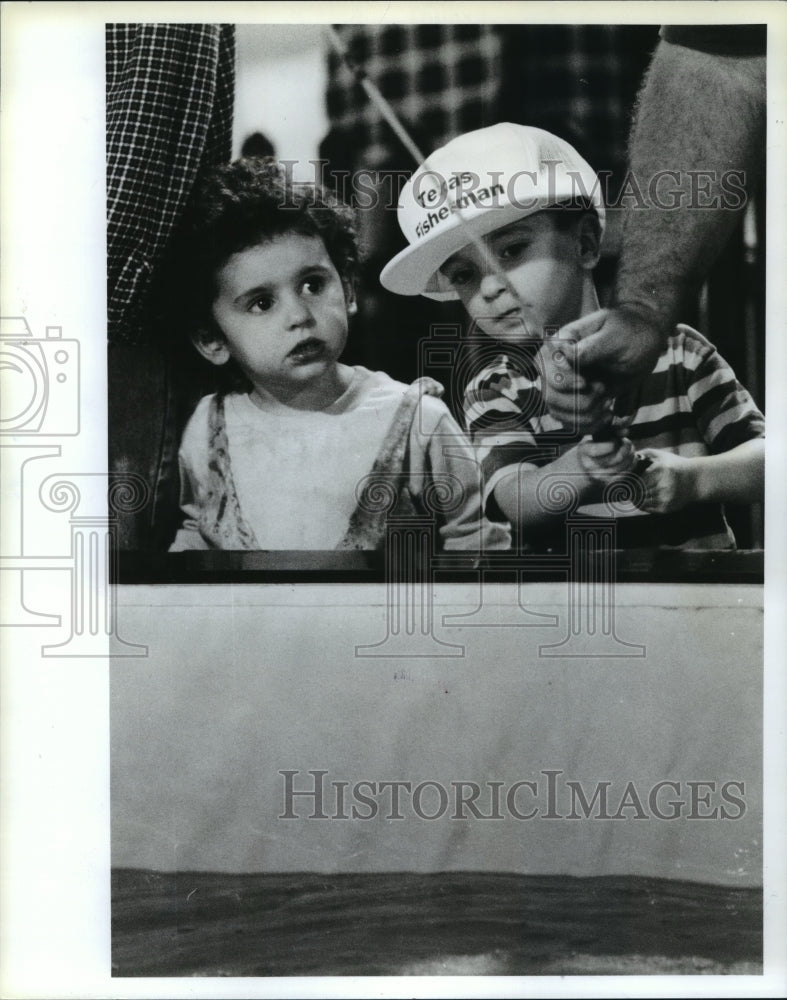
[463,325,765,549]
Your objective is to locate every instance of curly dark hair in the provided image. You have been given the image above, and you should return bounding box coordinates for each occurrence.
[180,157,360,335]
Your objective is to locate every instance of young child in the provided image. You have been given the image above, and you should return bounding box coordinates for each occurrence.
[169,158,509,552]
[380,123,765,549]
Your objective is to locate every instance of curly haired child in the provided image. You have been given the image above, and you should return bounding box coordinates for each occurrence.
[169,158,509,552]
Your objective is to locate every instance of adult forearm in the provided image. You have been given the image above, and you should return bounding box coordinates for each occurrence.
[616,40,766,333]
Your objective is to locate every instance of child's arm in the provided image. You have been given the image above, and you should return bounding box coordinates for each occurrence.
[493,435,636,531]
[410,397,511,551]
[637,438,764,514]
[168,452,210,551]
[168,398,213,551]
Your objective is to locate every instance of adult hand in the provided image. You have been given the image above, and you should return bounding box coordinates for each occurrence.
[571,305,668,383]
[537,321,613,435]
[538,305,668,433]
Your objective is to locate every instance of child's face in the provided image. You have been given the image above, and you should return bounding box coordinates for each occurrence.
[205,234,352,395]
[438,213,595,342]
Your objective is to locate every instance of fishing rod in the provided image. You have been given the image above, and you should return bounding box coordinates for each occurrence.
[324,25,527,310]
[325,26,631,451]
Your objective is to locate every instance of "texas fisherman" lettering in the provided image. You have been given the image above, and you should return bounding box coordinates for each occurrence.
[414,183,505,238]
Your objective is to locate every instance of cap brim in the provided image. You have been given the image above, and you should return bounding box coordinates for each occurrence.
[380,199,557,301]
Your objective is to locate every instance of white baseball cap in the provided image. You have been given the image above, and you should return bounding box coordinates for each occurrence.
[380,123,605,301]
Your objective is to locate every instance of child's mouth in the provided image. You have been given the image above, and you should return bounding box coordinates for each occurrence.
[495,306,522,322]
[289,337,325,363]
[493,306,530,332]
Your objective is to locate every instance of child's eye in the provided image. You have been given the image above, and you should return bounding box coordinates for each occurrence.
[444,265,475,289]
[303,274,326,295]
[498,240,530,262]
[249,295,274,313]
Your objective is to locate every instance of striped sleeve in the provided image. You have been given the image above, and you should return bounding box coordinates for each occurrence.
[618,326,765,456]
[676,327,765,454]
[462,357,565,514]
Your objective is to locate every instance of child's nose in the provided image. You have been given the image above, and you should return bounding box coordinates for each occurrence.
[480,271,507,300]
[285,294,315,328]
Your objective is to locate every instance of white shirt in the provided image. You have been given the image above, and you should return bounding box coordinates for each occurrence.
[171,367,510,551]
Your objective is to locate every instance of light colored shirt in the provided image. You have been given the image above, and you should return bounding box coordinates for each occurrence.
[172,366,510,551]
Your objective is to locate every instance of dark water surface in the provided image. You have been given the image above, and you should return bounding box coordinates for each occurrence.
[112,869,762,977]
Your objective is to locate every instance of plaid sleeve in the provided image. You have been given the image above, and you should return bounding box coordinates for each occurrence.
[676,328,765,453]
[106,23,235,345]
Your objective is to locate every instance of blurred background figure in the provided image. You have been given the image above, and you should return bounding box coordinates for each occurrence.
[240,131,276,158]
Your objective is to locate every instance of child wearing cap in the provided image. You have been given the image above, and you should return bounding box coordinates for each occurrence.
[169,158,509,552]
[381,123,764,549]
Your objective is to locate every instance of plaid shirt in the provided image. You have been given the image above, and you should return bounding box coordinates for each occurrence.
[325,23,657,185]
[326,24,503,170]
[106,23,235,345]
[496,24,658,192]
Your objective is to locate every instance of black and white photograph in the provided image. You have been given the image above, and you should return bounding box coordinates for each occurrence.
[1,2,786,998]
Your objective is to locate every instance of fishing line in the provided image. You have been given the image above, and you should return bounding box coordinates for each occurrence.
[325,26,626,447]
[324,25,527,311]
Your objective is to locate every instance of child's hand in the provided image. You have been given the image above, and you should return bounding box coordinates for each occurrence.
[575,434,636,487]
[636,448,697,513]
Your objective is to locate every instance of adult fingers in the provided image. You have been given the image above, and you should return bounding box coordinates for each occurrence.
[553,309,608,350]
[575,306,666,382]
